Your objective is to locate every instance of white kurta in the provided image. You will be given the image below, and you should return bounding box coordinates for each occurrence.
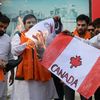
[0,34,12,98]
[11,79,58,100]
[11,34,58,100]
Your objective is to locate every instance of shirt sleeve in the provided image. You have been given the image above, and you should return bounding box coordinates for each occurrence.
[8,42,14,60]
[11,34,27,56]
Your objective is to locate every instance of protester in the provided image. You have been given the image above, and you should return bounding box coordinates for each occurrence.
[73,14,91,39]
[88,22,95,38]
[0,12,14,100]
[93,18,100,36]
[64,14,92,100]
[89,18,100,43]
[11,14,58,100]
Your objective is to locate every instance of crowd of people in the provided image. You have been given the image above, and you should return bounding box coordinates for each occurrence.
[0,11,100,100]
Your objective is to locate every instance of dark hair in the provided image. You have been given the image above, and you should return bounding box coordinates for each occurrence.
[88,22,95,27]
[62,30,74,37]
[0,12,2,16]
[93,18,100,28]
[23,14,37,25]
[76,14,90,25]
[0,12,10,24]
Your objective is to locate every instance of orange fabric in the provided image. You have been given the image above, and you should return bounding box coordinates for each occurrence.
[73,29,91,39]
[0,69,4,81]
[16,31,51,82]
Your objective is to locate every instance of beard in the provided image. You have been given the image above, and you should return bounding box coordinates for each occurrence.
[0,31,5,36]
[78,29,86,35]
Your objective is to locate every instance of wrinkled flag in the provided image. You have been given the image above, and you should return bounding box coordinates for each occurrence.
[41,33,100,99]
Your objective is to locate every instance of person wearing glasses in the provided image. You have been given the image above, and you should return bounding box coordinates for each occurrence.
[88,22,95,38]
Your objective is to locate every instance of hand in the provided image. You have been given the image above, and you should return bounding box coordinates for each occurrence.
[0,59,6,69]
[62,30,74,37]
[36,31,46,49]
[26,39,35,47]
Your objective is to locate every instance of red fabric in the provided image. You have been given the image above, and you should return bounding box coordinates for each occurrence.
[78,57,100,99]
[92,0,100,21]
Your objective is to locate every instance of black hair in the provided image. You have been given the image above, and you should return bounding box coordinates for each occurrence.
[0,12,10,24]
[88,22,95,28]
[0,12,2,16]
[23,14,37,25]
[93,18,100,28]
[76,14,90,25]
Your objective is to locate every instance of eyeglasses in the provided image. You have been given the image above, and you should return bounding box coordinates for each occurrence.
[88,29,94,32]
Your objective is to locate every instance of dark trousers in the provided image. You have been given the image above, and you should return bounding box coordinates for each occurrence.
[64,85,92,100]
[64,85,75,100]
[80,95,92,100]
[94,87,100,100]
[52,74,64,100]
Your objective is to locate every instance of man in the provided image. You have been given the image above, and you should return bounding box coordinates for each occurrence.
[11,14,58,100]
[64,14,92,100]
[89,18,100,43]
[0,12,14,100]
[93,18,100,36]
[73,14,91,39]
[87,22,95,38]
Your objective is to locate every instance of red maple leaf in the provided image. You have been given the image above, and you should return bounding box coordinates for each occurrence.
[70,55,82,68]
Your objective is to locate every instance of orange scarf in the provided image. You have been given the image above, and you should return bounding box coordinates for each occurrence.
[0,69,4,81]
[73,29,91,39]
[16,31,51,82]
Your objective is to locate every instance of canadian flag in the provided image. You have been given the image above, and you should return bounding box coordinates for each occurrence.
[41,33,100,99]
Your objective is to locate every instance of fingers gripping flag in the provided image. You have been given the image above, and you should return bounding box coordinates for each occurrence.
[41,33,100,99]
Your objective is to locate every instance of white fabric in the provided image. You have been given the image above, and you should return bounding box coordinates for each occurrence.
[25,18,55,43]
[46,32,56,47]
[0,34,12,98]
[0,75,7,97]
[11,79,58,100]
[11,34,27,56]
[0,34,12,61]
[89,33,100,43]
[93,34,100,48]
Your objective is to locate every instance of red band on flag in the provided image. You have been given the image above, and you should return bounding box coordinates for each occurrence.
[77,57,100,99]
[41,33,73,68]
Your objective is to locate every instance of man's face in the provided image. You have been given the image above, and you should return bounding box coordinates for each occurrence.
[24,18,37,30]
[87,25,95,36]
[0,22,8,36]
[76,20,88,35]
[94,27,100,35]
